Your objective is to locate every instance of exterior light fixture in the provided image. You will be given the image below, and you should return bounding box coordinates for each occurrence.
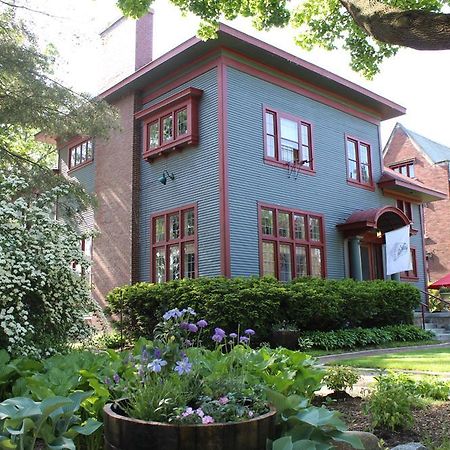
[158,170,175,185]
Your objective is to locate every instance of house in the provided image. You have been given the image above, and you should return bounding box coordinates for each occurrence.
[384,123,450,283]
[57,12,446,307]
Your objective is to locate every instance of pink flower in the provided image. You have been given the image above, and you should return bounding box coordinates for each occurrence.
[202,415,214,424]
[182,407,194,417]
[218,396,229,405]
[196,408,205,418]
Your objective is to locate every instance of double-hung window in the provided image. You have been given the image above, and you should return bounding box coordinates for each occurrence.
[346,136,373,188]
[69,139,93,170]
[152,205,197,283]
[264,108,314,172]
[259,204,325,281]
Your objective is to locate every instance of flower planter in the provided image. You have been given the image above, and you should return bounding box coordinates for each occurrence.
[103,400,277,450]
[271,330,301,349]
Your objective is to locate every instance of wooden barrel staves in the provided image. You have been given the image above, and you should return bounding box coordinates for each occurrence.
[103,400,277,450]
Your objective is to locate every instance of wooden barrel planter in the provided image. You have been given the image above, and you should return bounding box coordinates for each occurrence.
[103,400,277,450]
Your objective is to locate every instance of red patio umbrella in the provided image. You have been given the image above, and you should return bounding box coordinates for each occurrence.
[428,273,450,289]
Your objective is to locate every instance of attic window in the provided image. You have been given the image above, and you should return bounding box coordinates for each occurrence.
[390,161,415,178]
[136,87,203,162]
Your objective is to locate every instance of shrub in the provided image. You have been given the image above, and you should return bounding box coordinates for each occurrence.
[323,366,360,392]
[300,325,433,351]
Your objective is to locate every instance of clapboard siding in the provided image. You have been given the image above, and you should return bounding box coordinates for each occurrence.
[226,66,426,291]
[138,68,220,281]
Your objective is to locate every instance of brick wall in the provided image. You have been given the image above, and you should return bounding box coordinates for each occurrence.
[92,93,137,307]
[384,127,450,282]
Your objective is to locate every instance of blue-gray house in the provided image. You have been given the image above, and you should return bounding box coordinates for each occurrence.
[58,17,445,306]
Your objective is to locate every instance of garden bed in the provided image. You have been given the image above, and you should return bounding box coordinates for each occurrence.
[318,394,450,447]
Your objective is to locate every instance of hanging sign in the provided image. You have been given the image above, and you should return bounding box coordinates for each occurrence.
[385,225,412,275]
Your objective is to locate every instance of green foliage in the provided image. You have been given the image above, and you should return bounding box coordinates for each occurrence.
[107,277,421,342]
[323,366,360,392]
[267,390,363,450]
[0,392,102,450]
[300,325,433,351]
[365,373,424,431]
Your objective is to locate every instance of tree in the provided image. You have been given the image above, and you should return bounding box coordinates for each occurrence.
[117,0,450,78]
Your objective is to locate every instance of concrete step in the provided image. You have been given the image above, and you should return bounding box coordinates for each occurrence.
[435,333,450,342]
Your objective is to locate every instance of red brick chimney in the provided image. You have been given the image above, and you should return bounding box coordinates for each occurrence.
[135,11,154,70]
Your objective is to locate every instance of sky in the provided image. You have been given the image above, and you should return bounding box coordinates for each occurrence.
[13,0,450,148]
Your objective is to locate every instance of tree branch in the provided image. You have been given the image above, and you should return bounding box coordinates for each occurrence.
[0,0,65,19]
[339,0,450,50]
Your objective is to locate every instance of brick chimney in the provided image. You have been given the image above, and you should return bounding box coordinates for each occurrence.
[135,11,154,70]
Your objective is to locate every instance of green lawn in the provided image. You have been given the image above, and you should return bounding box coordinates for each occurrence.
[333,347,450,372]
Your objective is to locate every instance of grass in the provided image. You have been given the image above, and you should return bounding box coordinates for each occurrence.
[332,347,450,372]
[306,339,439,357]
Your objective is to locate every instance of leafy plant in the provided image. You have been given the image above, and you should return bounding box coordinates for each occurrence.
[323,366,359,393]
[0,392,101,450]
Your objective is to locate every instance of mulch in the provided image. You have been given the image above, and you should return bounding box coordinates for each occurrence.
[316,394,450,447]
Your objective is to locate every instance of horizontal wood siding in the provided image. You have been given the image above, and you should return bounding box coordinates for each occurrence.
[139,68,220,281]
[226,66,426,291]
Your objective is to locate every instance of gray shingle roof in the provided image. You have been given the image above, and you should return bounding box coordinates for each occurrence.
[400,124,450,164]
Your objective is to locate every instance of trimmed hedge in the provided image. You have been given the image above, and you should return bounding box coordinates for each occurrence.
[299,324,434,351]
[106,277,421,341]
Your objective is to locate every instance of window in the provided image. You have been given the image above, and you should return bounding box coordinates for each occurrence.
[137,87,203,161]
[69,139,93,170]
[151,205,197,283]
[264,108,313,172]
[345,136,373,188]
[259,204,325,280]
[396,199,413,222]
[401,248,418,280]
[391,161,415,178]
[72,237,93,283]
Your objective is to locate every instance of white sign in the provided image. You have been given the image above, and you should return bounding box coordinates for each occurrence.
[385,225,412,275]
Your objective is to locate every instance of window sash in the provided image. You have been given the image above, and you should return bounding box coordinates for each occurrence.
[346,137,372,186]
[69,139,93,170]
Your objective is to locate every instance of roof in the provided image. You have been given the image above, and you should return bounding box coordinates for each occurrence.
[378,167,447,203]
[395,123,450,164]
[100,24,405,121]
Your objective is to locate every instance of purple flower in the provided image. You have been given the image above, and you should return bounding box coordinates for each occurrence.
[187,323,198,333]
[196,408,205,418]
[104,377,111,386]
[240,336,250,344]
[141,348,149,363]
[182,407,194,417]
[113,373,120,384]
[163,308,183,320]
[202,415,214,424]
[229,333,237,339]
[214,328,226,337]
[138,365,145,378]
[174,357,192,375]
[180,322,190,330]
[196,319,208,328]
[154,348,161,358]
[244,329,255,336]
[147,358,168,373]
[212,333,224,343]
[218,396,229,405]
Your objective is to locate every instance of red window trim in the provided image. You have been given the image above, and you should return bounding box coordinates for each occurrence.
[137,87,203,162]
[257,202,327,280]
[262,106,315,175]
[345,134,374,191]
[400,247,419,281]
[390,161,415,178]
[67,138,94,172]
[396,199,413,222]
[150,203,198,283]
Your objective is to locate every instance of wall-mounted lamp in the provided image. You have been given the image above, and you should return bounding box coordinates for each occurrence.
[158,170,175,185]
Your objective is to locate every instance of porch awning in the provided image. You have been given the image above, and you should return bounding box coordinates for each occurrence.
[336,205,410,236]
[378,168,447,203]
[429,273,450,289]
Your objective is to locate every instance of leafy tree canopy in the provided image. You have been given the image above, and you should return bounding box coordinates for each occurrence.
[117,0,450,78]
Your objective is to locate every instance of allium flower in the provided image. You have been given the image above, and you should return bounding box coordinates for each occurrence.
[147,358,168,373]
[187,323,198,333]
[218,396,229,405]
[196,319,208,328]
[113,373,120,384]
[196,408,205,418]
[240,336,250,344]
[212,333,224,343]
[214,327,226,337]
[244,329,255,336]
[229,333,237,339]
[174,357,192,375]
[180,322,190,330]
[202,415,214,424]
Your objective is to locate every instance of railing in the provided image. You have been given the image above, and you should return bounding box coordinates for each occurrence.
[418,289,450,329]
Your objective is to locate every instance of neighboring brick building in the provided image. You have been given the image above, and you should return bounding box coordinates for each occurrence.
[60,15,446,308]
[384,123,450,283]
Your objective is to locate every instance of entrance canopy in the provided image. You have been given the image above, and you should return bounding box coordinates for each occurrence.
[337,206,410,237]
[429,273,450,289]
